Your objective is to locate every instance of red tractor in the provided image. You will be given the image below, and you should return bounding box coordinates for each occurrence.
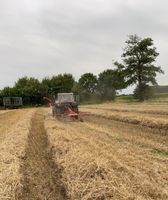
[44,93,79,120]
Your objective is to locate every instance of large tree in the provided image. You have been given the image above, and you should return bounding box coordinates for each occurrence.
[1,87,17,97]
[79,73,98,94]
[50,74,75,93]
[98,69,125,100]
[14,76,47,105]
[115,35,164,101]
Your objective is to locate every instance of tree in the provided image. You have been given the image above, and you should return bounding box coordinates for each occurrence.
[79,73,97,94]
[72,81,82,95]
[42,77,51,89]
[61,74,75,92]
[1,87,17,97]
[114,35,164,101]
[133,83,154,100]
[98,70,116,100]
[50,74,75,93]
[1,74,75,105]
[14,76,46,105]
[98,69,125,100]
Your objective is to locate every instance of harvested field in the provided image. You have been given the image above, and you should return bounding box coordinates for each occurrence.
[0,103,168,200]
[0,109,66,200]
[82,102,168,115]
[0,109,35,199]
[81,104,168,131]
[44,103,168,200]
[0,110,10,115]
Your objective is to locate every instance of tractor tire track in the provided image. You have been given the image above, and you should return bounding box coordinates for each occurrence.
[19,109,66,200]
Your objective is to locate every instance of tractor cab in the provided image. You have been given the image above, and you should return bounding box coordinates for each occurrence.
[57,93,74,103]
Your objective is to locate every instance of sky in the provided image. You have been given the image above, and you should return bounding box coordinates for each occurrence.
[0,0,167,93]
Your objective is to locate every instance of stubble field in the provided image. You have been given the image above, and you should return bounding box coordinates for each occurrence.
[0,102,168,200]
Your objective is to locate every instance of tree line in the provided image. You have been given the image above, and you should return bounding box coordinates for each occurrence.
[0,35,164,105]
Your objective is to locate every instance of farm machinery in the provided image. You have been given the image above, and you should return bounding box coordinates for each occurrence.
[2,97,23,109]
[44,93,85,121]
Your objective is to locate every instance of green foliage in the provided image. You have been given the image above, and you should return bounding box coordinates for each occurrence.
[42,74,75,96]
[98,69,125,100]
[114,35,164,101]
[72,82,82,95]
[79,73,98,94]
[1,87,17,97]
[42,77,52,89]
[116,95,136,102]
[13,76,48,105]
[1,74,75,105]
[50,74,75,93]
[134,84,154,101]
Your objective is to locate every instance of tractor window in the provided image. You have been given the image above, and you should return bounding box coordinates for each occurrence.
[57,93,74,103]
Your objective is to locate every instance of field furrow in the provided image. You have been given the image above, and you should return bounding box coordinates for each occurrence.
[18,109,66,200]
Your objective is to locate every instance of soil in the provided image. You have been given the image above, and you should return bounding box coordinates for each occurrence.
[18,109,66,200]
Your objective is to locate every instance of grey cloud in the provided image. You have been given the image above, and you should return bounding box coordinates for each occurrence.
[0,0,167,90]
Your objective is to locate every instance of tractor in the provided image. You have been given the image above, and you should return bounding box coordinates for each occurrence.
[44,93,79,120]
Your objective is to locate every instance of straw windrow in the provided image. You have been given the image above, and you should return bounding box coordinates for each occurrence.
[44,107,168,200]
[0,109,35,200]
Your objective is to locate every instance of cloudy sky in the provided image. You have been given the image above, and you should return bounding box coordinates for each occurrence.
[0,0,167,93]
